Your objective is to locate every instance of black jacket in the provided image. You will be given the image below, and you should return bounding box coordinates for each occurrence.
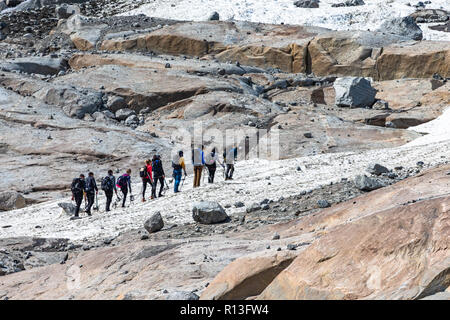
[152,159,165,178]
[71,178,86,195]
[85,176,98,193]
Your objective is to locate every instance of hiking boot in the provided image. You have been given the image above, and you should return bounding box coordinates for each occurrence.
[158,193,164,198]
[87,213,92,216]
[70,216,81,220]
[142,198,146,202]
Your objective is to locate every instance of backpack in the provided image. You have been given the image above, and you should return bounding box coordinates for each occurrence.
[116,175,128,189]
[101,176,113,192]
[172,162,182,170]
[139,167,147,178]
[71,178,83,194]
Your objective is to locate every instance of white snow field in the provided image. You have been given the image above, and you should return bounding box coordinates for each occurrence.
[1,110,449,244]
[125,0,450,41]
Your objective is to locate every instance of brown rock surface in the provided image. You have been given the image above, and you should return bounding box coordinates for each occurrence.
[199,165,450,300]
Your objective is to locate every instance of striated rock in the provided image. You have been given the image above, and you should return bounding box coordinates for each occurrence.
[334,77,377,108]
[0,191,26,211]
[258,193,450,299]
[377,16,423,41]
[200,251,297,300]
[192,201,228,224]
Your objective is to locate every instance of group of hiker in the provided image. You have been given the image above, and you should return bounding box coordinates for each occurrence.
[70,145,238,219]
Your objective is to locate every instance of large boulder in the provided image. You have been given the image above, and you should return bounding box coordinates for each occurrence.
[0,57,68,76]
[377,16,423,41]
[354,175,385,191]
[334,77,377,108]
[144,212,164,234]
[106,95,127,112]
[58,202,77,216]
[33,85,103,119]
[0,191,26,211]
[192,201,228,224]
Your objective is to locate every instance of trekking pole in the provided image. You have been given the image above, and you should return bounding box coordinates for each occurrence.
[94,193,99,211]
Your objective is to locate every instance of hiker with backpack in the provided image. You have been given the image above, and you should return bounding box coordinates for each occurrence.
[224,145,238,180]
[140,159,153,202]
[172,150,187,193]
[205,147,223,184]
[192,145,205,188]
[151,155,166,198]
[71,174,86,220]
[84,172,98,215]
[101,170,118,212]
[116,169,132,208]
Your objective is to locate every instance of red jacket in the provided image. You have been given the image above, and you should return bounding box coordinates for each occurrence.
[146,164,153,181]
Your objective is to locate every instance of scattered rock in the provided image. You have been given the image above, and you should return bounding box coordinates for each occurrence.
[377,16,423,41]
[367,163,390,176]
[331,0,365,7]
[354,175,386,191]
[144,212,164,234]
[166,291,199,300]
[106,96,127,112]
[115,108,136,121]
[208,11,220,21]
[57,202,77,216]
[192,201,228,224]
[294,0,320,8]
[317,199,330,208]
[0,191,26,211]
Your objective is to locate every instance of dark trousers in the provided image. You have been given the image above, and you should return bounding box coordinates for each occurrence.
[206,163,216,183]
[173,169,182,192]
[142,178,152,199]
[152,176,164,197]
[85,192,95,214]
[226,164,234,179]
[193,165,203,187]
[74,193,83,217]
[105,190,113,212]
[121,187,128,207]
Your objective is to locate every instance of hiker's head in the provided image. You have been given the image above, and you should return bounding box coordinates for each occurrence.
[156,154,161,160]
[126,169,131,174]
[179,150,184,157]
[152,155,157,161]
[88,172,94,177]
[108,170,113,175]
[145,159,151,165]
[212,147,216,154]
[202,145,205,150]
[80,174,85,179]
